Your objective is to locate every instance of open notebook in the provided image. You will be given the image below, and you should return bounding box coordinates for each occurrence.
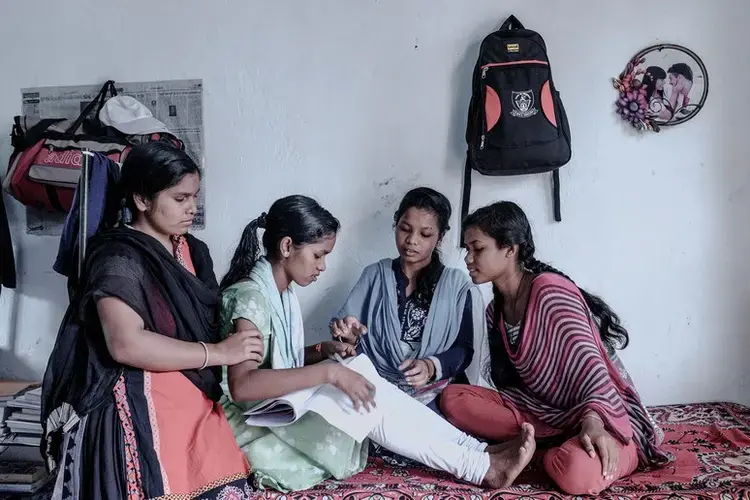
[243,354,383,442]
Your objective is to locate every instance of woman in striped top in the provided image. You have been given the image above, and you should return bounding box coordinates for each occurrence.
[440,201,669,495]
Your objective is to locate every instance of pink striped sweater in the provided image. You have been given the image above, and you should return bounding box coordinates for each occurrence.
[490,273,670,467]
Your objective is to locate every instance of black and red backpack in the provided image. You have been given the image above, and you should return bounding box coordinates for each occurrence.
[461,15,572,225]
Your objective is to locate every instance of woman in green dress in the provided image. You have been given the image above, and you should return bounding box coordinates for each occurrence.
[219,195,536,492]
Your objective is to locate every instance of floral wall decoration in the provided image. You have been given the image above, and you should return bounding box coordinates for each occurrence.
[614,44,709,132]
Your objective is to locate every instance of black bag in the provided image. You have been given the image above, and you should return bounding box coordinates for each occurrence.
[461,15,571,225]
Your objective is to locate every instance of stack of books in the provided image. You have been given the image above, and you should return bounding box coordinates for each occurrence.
[0,381,50,495]
[0,382,42,448]
[0,461,48,495]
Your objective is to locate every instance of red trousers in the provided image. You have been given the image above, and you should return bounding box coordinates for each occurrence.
[440,384,639,495]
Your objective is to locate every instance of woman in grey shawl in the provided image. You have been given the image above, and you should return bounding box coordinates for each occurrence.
[331,187,479,413]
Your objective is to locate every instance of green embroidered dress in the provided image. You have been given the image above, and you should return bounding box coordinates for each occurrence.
[219,265,368,492]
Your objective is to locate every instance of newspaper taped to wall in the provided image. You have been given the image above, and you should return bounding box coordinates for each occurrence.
[19,79,205,234]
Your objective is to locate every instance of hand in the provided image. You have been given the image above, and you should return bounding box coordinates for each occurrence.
[398,358,435,388]
[319,340,356,359]
[212,329,264,366]
[326,364,376,412]
[579,413,620,481]
[330,316,368,345]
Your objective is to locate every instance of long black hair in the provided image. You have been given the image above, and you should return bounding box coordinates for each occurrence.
[220,195,340,291]
[119,141,201,218]
[463,201,630,387]
[393,187,452,307]
[642,66,667,101]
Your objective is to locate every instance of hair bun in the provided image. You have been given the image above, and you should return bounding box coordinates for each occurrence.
[257,212,268,229]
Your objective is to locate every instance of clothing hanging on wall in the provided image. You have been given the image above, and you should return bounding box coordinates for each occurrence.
[54,152,120,295]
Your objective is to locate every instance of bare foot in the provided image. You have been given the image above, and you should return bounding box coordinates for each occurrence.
[485,425,538,453]
[481,423,536,489]
[486,440,515,454]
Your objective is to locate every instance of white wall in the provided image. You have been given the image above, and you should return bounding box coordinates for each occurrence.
[0,0,748,405]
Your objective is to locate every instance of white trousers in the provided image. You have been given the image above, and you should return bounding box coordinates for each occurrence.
[365,378,490,485]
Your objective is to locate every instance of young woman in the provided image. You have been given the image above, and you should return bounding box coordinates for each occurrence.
[218,195,535,492]
[331,187,478,411]
[439,201,669,495]
[641,65,673,121]
[41,143,259,499]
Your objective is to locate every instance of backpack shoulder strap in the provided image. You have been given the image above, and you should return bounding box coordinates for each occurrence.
[552,169,561,222]
[460,154,472,246]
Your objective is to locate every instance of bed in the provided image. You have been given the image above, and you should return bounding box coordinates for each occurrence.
[256,402,750,499]
[4,402,747,499]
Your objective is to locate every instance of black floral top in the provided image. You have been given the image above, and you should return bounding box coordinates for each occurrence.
[391,259,474,381]
[393,259,439,346]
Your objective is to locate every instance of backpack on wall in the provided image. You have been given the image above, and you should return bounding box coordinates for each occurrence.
[461,15,572,224]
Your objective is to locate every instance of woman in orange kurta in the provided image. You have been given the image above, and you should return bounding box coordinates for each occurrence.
[41,142,262,499]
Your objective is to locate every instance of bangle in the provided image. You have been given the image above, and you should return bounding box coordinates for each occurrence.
[198,341,209,370]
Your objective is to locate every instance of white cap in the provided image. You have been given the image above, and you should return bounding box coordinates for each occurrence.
[99,96,172,136]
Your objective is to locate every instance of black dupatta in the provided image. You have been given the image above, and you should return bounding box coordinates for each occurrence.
[41,227,223,461]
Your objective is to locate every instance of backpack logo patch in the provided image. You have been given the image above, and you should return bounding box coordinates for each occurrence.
[510,90,538,118]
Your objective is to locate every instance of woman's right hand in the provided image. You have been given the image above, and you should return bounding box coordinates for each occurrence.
[330,316,368,345]
[320,340,357,359]
[326,364,376,412]
[579,413,620,481]
[212,329,264,366]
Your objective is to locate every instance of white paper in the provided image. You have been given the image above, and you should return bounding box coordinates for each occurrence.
[304,355,383,442]
[243,354,383,442]
[242,384,318,427]
[19,79,205,235]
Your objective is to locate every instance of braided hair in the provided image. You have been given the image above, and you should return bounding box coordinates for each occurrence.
[463,201,630,387]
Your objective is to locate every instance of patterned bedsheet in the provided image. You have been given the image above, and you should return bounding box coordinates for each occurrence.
[258,402,750,499]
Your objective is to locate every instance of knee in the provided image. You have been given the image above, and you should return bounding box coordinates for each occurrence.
[543,441,608,495]
[438,385,474,424]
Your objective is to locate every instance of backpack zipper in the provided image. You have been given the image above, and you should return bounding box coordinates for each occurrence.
[481,59,549,76]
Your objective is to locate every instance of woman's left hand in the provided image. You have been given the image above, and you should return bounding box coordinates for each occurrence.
[330,316,367,345]
[320,341,357,359]
[399,358,436,387]
[579,413,620,481]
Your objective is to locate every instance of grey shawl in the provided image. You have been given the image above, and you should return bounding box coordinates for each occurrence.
[336,258,472,390]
